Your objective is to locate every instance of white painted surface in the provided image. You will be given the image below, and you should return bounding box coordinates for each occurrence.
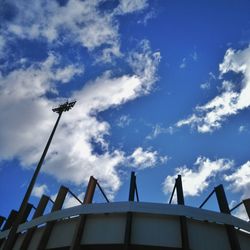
[47,218,77,248]
[82,214,126,244]
[188,219,231,250]
[131,213,181,248]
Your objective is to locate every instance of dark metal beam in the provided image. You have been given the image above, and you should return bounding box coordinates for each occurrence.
[124,212,133,249]
[70,215,87,250]
[0,203,33,248]
[20,195,50,250]
[83,176,97,204]
[96,181,110,203]
[37,186,68,250]
[68,189,83,205]
[0,210,18,248]
[176,175,185,205]
[124,172,137,249]
[168,183,176,204]
[215,185,241,250]
[22,203,33,223]
[199,189,215,208]
[215,185,231,213]
[230,201,243,213]
[9,203,34,248]
[135,182,139,202]
[175,175,189,250]
[129,172,136,202]
[243,198,250,220]
[179,216,189,250]
[2,210,18,231]
[70,176,97,250]
[0,216,6,229]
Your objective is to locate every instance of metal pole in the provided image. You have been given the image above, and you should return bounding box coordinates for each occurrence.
[128,172,136,202]
[135,182,139,202]
[215,185,241,250]
[169,183,176,204]
[175,175,190,250]
[83,176,97,204]
[230,201,244,213]
[96,181,110,203]
[176,175,185,205]
[199,189,215,208]
[68,189,83,205]
[4,101,75,250]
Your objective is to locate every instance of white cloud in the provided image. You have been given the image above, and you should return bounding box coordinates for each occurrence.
[146,124,174,140]
[0,54,83,165]
[177,46,250,133]
[128,39,161,87]
[116,115,132,128]
[6,1,117,50]
[32,184,49,198]
[224,161,250,199]
[128,147,168,169]
[238,125,247,133]
[224,161,250,221]
[200,72,216,90]
[191,51,198,61]
[163,157,233,197]
[0,41,160,197]
[115,0,148,15]
[2,0,149,63]
[137,10,156,25]
[54,65,84,84]
[200,82,210,90]
[179,58,186,69]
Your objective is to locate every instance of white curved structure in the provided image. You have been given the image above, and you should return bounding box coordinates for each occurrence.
[0,202,249,250]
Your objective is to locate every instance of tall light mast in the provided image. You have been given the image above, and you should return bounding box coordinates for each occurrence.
[3,101,76,250]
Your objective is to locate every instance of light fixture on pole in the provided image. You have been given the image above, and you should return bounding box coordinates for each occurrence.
[3,101,76,250]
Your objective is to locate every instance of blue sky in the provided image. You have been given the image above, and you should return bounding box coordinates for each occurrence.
[0,0,250,220]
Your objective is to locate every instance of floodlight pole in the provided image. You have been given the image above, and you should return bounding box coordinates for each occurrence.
[3,101,76,250]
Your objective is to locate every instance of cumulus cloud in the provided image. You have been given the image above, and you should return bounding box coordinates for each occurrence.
[224,161,250,221]
[0,53,83,165]
[1,0,149,62]
[0,0,160,198]
[224,161,250,199]
[163,157,233,197]
[177,46,250,133]
[32,184,49,198]
[0,41,161,197]
[128,147,168,169]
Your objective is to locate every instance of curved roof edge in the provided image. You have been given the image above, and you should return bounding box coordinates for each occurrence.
[0,201,249,239]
